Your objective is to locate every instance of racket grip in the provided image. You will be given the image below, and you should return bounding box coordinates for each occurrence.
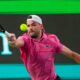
[5,31,11,37]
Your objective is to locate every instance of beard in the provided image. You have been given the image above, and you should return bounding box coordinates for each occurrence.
[31,34,38,38]
[29,32,39,38]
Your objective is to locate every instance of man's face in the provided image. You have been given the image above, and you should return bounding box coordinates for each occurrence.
[27,20,43,38]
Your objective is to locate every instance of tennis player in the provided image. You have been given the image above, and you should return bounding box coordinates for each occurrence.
[7,15,80,80]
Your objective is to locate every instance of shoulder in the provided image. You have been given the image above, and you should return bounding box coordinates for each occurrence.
[18,33,30,43]
[46,33,60,42]
[20,33,29,39]
[22,33,29,37]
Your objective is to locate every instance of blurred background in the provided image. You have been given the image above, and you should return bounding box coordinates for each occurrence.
[0,0,80,80]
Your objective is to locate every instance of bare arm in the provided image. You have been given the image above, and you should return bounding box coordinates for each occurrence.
[61,45,80,63]
[7,33,24,48]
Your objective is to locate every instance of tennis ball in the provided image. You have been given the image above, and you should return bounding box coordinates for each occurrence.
[20,23,28,31]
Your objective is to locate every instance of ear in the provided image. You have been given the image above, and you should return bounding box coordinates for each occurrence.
[41,24,45,32]
[40,24,44,29]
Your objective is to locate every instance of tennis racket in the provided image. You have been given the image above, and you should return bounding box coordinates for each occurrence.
[0,24,11,37]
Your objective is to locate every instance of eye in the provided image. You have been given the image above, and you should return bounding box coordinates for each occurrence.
[27,25,30,27]
[32,23,37,26]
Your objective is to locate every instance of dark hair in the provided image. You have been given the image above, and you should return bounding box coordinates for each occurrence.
[27,15,32,19]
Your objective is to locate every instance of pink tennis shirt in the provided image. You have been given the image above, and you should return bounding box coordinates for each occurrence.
[20,33,63,80]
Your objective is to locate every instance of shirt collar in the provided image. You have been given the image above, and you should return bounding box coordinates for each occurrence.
[30,32,47,42]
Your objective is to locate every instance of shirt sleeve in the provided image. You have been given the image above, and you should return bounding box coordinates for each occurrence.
[54,35,63,53]
[19,33,29,62]
[20,34,28,49]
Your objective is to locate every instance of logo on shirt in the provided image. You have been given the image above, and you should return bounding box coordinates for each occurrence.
[45,44,51,48]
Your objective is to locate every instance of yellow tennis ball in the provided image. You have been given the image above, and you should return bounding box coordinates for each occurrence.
[20,24,28,31]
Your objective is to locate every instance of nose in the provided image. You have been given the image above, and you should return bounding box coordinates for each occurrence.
[28,25,34,32]
[29,25,33,30]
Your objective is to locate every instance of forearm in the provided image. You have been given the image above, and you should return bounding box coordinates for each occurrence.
[8,37,24,48]
[71,51,80,63]
[62,45,80,63]
[8,40,17,48]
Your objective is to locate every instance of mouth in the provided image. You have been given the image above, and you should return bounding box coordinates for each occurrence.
[29,31,34,34]
[29,29,35,33]
[29,31,35,35]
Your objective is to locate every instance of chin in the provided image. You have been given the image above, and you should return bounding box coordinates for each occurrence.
[29,33,34,36]
[31,35,38,38]
[30,34,38,38]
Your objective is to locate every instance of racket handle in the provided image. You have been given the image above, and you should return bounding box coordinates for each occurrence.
[5,31,11,37]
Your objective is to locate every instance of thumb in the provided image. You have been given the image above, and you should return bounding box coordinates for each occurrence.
[8,33,16,41]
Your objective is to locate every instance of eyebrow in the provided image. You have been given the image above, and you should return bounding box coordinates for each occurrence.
[27,22,37,26]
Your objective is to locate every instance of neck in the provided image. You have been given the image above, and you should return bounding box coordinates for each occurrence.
[35,31,43,40]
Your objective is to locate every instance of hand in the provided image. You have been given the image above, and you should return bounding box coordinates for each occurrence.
[6,33,16,47]
[7,33,16,41]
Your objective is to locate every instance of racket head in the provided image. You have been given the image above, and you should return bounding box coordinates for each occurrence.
[0,24,11,37]
[0,24,5,33]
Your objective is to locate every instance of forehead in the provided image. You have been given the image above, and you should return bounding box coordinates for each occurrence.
[27,20,38,25]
